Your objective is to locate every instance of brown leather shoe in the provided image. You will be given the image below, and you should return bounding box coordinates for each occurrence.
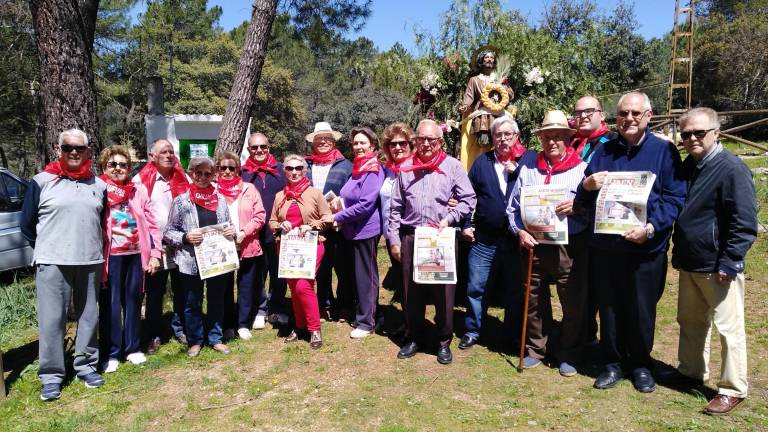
[212,343,231,355]
[147,337,161,355]
[284,330,299,343]
[187,344,202,357]
[704,394,744,415]
[310,330,322,349]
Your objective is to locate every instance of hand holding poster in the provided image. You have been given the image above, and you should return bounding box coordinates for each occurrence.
[413,227,457,284]
[520,184,569,245]
[594,171,656,235]
[278,230,319,279]
[193,223,239,279]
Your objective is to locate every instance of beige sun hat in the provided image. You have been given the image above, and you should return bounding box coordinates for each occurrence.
[533,110,576,134]
[305,121,343,142]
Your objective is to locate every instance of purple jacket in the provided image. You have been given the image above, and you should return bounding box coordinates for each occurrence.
[334,167,385,240]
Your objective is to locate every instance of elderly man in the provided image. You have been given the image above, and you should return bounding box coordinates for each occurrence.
[671,108,757,415]
[133,139,190,353]
[576,92,686,392]
[240,132,289,327]
[305,122,353,321]
[459,117,536,350]
[388,119,476,364]
[21,129,107,400]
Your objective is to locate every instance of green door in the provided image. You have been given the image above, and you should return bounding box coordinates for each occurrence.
[178,139,217,169]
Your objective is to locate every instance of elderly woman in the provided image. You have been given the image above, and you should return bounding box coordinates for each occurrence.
[164,156,236,357]
[322,127,386,338]
[506,110,589,377]
[379,122,414,291]
[269,154,332,349]
[215,151,266,341]
[97,145,162,373]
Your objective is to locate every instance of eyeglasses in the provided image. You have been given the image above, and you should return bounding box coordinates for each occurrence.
[106,161,129,169]
[388,140,409,148]
[218,165,238,172]
[617,109,649,120]
[413,136,440,145]
[249,145,268,151]
[681,129,715,140]
[61,144,88,154]
[193,171,213,178]
[493,132,518,140]
[572,108,602,118]
[284,166,305,172]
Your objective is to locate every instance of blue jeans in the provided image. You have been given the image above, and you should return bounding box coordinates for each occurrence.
[181,272,227,346]
[100,254,143,359]
[464,241,496,339]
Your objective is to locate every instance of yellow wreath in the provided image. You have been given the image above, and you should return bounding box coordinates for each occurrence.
[480,83,509,112]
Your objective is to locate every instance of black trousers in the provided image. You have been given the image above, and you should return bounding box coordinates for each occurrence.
[316,230,354,312]
[592,248,667,371]
[400,232,455,345]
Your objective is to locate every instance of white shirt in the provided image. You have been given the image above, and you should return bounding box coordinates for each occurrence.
[311,162,332,193]
[493,158,510,196]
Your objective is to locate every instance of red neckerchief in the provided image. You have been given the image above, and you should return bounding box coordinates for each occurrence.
[536,147,582,184]
[216,176,242,204]
[188,183,219,211]
[99,175,135,206]
[386,157,411,176]
[305,148,345,165]
[138,160,189,198]
[43,159,93,180]
[400,149,447,175]
[277,177,311,210]
[571,122,610,159]
[243,154,278,189]
[351,152,381,177]
[495,137,527,162]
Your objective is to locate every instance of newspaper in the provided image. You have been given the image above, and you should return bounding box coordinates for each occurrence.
[520,184,569,245]
[193,223,239,279]
[594,171,656,235]
[278,230,319,279]
[413,227,457,284]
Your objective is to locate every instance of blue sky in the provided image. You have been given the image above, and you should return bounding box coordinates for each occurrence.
[134,1,674,52]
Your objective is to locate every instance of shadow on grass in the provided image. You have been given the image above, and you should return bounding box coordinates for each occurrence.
[3,339,37,395]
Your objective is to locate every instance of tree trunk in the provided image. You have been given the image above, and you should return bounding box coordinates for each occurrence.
[29,0,102,161]
[216,0,278,154]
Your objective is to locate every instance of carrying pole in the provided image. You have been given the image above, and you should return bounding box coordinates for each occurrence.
[518,248,534,372]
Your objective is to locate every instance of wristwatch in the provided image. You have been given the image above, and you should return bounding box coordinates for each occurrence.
[644,224,655,239]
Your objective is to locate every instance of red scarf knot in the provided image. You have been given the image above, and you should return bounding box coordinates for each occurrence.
[188,184,219,212]
[305,148,345,165]
[351,152,382,177]
[216,176,243,204]
[43,159,94,181]
[99,175,135,206]
[400,149,447,175]
[138,160,189,198]
[243,154,278,189]
[277,176,311,210]
[536,147,582,184]
[386,157,411,176]
[571,122,610,160]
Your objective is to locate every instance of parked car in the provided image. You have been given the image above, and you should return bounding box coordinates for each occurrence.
[0,167,33,272]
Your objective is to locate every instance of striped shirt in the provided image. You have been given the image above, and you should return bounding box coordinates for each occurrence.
[506,160,588,235]
[386,155,476,246]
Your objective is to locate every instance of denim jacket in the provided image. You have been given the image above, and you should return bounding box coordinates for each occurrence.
[163,192,230,276]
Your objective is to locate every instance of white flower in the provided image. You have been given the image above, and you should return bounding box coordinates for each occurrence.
[524,67,545,86]
[421,71,439,91]
[429,88,438,96]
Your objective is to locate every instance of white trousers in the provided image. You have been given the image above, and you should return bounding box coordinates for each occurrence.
[677,270,748,398]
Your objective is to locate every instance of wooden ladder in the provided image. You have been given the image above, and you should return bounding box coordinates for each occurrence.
[666,0,696,119]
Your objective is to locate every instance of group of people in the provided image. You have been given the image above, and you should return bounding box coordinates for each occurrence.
[21,90,757,417]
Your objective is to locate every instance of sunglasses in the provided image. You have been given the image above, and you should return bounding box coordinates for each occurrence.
[218,165,238,172]
[284,166,305,172]
[61,144,88,154]
[106,161,129,169]
[617,109,649,119]
[388,140,409,148]
[681,129,715,140]
[193,171,214,178]
[249,145,268,151]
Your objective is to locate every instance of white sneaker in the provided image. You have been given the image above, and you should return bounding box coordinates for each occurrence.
[125,352,147,365]
[104,359,119,373]
[237,328,252,340]
[252,315,266,330]
[350,328,372,339]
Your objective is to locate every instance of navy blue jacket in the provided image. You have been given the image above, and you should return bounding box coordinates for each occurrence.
[672,148,757,275]
[575,129,687,254]
[462,149,537,244]
[241,162,286,244]
[307,158,352,196]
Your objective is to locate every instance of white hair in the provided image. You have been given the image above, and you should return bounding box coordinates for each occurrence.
[416,119,443,139]
[679,107,720,129]
[188,156,214,172]
[58,128,88,147]
[283,154,308,169]
[490,117,520,135]
[616,91,652,111]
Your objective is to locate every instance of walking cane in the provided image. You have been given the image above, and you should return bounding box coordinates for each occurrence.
[518,247,534,372]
